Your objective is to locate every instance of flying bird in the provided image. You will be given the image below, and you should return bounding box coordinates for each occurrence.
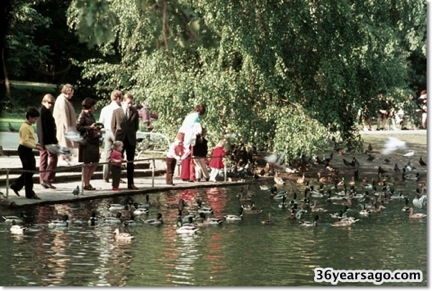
[381,137,407,155]
[64,127,84,143]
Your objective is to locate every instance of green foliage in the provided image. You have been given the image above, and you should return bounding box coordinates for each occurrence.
[5,0,52,77]
[65,0,426,159]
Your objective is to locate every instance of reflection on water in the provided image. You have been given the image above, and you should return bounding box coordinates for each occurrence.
[0,181,427,286]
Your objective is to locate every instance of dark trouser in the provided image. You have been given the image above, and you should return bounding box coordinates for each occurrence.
[111,165,121,188]
[15,145,36,198]
[123,138,136,186]
[166,157,177,184]
[39,149,58,183]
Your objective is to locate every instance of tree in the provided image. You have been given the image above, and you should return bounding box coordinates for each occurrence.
[66,0,426,159]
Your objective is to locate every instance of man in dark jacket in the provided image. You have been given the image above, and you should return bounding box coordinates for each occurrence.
[111,93,139,189]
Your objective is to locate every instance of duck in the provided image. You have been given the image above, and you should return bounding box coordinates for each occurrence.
[88,211,99,226]
[2,212,26,224]
[48,214,69,228]
[299,215,319,227]
[108,203,124,212]
[241,203,263,214]
[261,212,274,225]
[402,197,410,212]
[310,201,327,213]
[113,228,134,242]
[104,212,122,224]
[278,195,288,209]
[224,207,243,222]
[259,185,270,191]
[358,204,371,216]
[331,217,359,227]
[273,171,285,185]
[309,185,325,198]
[412,193,427,209]
[10,224,26,235]
[143,213,164,226]
[296,173,305,184]
[196,199,214,214]
[133,207,150,216]
[272,190,288,200]
[195,213,223,226]
[176,218,199,234]
[408,208,426,219]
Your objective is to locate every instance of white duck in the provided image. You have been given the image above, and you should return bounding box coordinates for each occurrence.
[10,224,26,235]
[108,204,124,212]
[224,208,243,222]
[176,219,199,235]
[2,212,26,224]
[113,228,134,242]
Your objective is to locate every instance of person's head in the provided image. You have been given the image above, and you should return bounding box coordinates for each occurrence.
[26,108,40,124]
[81,98,97,111]
[61,84,74,99]
[195,104,206,116]
[175,133,185,143]
[41,94,55,110]
[122,93,134,109]
[201,128,207,136]
[113,140,124,151]
[217,139,226,148]
[111,89,122,103]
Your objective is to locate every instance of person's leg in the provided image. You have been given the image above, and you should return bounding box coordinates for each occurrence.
[39,149,48,183]
[124,138,136,187]
[103,131,114,182]
[421,112,427,129]
[21,148,36,198]
[193,158,202,180]
[88,163,99,186]
[46,150,58,183]
[166,158,175,184]
[83,164,91,186]
[111,165,121,188]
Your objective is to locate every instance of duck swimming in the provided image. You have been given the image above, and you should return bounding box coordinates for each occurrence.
[143,213,164,226]
[408,208,427,219]
[10,224,26,235]
[113,228,134,242]
[176,218,199,234]
[299,215,319,227]
[261,212,274,225]
[224,207,243,222]
[2,212,26,224]
[48,214,69,228]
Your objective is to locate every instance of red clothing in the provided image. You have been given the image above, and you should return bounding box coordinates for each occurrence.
[209,146,225,169]
[110,149,123,166]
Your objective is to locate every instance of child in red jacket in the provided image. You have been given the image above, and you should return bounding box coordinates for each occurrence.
[209,140,226,182]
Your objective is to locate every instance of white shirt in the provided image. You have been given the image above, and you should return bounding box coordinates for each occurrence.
[99,101,120,131]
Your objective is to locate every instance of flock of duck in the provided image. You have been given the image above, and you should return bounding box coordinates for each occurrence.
[2,137,427,241]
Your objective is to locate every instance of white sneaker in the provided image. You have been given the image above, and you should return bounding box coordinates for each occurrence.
[209,179,216,182]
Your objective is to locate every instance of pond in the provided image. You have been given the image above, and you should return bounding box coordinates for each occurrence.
[0,180,427,287]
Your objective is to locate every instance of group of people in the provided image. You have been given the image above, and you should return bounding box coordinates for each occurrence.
[359,90,427,131]
[10,84,229,199]
[165,104,227,186]
[10,85,142,199]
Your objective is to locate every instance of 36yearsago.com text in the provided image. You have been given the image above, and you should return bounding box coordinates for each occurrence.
[314,268,423,285]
